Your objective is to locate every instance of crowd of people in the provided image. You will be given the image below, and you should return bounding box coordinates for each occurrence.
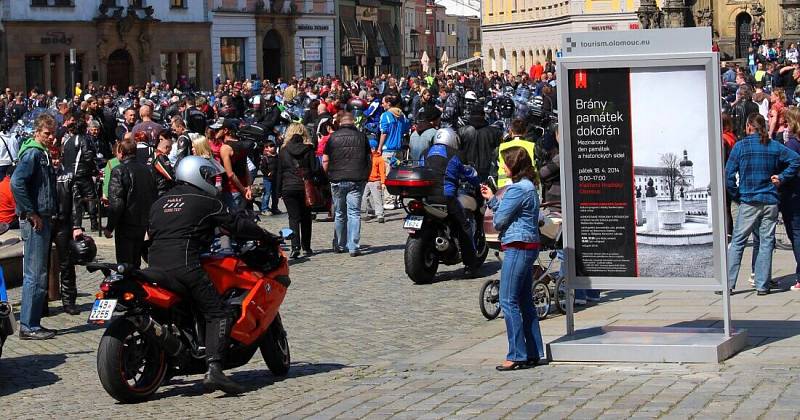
[721,55,800,296]
[1,65,563,387]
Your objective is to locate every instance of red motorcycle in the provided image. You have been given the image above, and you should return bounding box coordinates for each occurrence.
[87,231,292,403]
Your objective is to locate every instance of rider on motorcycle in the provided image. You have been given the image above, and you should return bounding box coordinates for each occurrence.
[147,156,279,395]
[419,128,482,277]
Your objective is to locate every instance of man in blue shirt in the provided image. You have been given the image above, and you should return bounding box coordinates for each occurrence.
[377,95,408,209]
[725,114,800,295]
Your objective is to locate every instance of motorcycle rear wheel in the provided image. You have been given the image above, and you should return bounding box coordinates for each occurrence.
[479,279,501,320]
[260,313,290,377]
[97,318,167,403]
[405,235,439,284]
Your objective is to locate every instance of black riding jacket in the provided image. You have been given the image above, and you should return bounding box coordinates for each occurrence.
[147,184,270,270]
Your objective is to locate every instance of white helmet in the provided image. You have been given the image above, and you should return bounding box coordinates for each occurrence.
[434,128,460,149]
[464,91,477,101]
[175,156,225,196]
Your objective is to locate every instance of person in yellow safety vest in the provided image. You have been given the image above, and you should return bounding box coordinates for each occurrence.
[498,119,537,188]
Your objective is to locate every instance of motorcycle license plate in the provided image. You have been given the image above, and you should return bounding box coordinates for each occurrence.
[88,299,117,322]
[403,215,424,230]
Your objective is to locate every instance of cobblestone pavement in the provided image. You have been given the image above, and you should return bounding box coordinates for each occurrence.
[1,209,800,418]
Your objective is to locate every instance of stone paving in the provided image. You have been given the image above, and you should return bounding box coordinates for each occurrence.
[1,209,800,418]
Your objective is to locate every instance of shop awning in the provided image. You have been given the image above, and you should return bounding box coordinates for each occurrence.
[377,22,401,57]
[361,21,380,57]
[341,16,365,56]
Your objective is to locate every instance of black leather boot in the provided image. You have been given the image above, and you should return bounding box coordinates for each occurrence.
[203,361,245,395]
[202,317,245,395]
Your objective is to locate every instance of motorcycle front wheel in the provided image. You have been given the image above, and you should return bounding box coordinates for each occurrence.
[405,235,439,284]
[96,318,167,403]
[260,313,290,377]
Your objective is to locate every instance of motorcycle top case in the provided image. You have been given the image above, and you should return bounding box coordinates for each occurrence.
[385,165,438,198]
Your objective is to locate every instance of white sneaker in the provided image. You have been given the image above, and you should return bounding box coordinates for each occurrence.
[383,203,396,210]
[791,282,800,291]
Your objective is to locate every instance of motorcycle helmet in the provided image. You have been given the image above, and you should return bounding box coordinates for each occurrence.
[502,86,515,97]
[175,156,225,196]
[346,97,367,113]
[434,127,460,149]
[69,234,97,265]
[464,91,477,102]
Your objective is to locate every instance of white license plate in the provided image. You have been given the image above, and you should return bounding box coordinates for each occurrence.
[403,215,424,230]
[88,299,118,322]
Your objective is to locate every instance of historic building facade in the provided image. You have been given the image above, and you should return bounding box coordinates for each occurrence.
[481,0,640,73]
[338,0,403,78]
[0,0,212,93]
[638,1,785,61]
[210,0,335,82]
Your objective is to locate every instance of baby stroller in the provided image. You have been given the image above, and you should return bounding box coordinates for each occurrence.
[479,200,568,320]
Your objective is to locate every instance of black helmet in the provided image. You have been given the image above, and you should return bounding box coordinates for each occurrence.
[70,234,97,265]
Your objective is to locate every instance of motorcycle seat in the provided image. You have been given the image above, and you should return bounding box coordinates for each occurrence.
[458,195,478,212]
[136,268,188,296]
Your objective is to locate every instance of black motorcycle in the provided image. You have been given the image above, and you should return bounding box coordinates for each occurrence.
[386,166,488,284]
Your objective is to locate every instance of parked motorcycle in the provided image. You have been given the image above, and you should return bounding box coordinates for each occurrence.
[386,165,488,284]
[87,229,294,403]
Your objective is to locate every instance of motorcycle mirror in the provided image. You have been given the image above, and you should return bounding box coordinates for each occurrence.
[279,228,295,240]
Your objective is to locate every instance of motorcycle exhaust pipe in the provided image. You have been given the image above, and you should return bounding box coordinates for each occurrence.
[0,301,14,337]
[132,316,184,356]
[435,237,450,252]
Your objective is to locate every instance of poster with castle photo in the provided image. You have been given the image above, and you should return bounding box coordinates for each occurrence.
[630,67,714,278]
[568,66,715,279]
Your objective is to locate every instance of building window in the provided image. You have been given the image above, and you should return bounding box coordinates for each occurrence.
[160,53,168,81]
[31,0,75,6]
[220,38,245,81]
[187,52,197,86]
[170,0,186,8]
[25,56,45,93]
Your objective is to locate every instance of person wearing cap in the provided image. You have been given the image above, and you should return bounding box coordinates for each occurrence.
[409,106,440,161]
[212,118,252,209]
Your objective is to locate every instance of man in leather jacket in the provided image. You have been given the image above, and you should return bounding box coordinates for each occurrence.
[104,138,157,267]
[53,149,84,316]
[441,87,463,128]
[61,118,100,231]
[148,156,278,395]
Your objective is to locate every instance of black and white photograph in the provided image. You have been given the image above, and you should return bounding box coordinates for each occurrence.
[630,67,714,278]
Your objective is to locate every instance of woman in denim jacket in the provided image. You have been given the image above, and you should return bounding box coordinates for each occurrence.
[481,146,546,370]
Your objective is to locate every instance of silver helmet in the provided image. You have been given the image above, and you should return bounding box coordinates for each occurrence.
[434,127,460,149]
[175,156,224,196]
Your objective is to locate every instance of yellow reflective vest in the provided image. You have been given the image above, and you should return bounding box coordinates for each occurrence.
[497,137,536,187]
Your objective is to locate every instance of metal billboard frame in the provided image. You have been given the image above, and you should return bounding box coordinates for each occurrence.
[556,52,731,338]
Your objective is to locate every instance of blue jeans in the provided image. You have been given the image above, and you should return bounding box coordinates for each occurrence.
[19,218,52,331]
[500,247,545,362]
[221,191,243,210]
[780,193,800,282]
[556,250,600,301]
[728,202,779,291]
[331,181,365,252]
[261,177,273,212]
